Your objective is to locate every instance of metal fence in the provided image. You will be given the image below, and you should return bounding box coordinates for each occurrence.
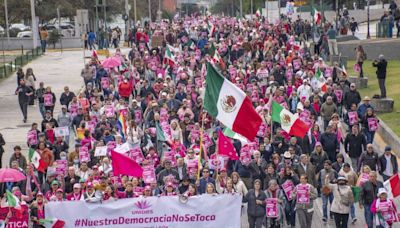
[0,47,43,78]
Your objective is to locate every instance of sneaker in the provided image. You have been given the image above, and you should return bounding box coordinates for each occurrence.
[322,218,327,222]
[352,218,357,224]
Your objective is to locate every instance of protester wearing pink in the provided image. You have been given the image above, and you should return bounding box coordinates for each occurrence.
[371,188,398,228]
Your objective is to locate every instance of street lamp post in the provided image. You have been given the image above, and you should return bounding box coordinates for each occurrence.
[250,0,253,19]
[366,0,370,39]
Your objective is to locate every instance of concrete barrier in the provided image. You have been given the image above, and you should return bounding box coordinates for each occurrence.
[0,37,82,50]
[377,117,400,154]
[348,76,368,89]
[370,98,394,112]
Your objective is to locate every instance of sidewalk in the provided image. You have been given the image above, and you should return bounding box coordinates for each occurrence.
[0,50,85,167]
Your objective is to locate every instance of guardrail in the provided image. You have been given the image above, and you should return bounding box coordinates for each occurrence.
[0,47,42,78]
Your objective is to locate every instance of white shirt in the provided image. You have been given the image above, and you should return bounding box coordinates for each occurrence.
[383,154,393,177]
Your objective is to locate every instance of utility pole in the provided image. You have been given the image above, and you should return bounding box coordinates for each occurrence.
[95,2,99,32]
[320,0,324,25]
[4,0,10,46]
[30,0,38,49]
[157,0,162,22]
[367,0,370,39]
[148,0,152,22]
[125,0,130,40]
[104,0,107,30]
[250,0,253,19]
[239,0,243,18]
[134,0,137,23]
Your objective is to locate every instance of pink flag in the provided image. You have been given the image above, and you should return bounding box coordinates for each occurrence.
[218,131,238,160]
[111,150,143,177]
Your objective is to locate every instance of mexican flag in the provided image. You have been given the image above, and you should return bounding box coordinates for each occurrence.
[163,46,176,67]
[29,148,47,173]
[204,63,262,141]
[156,121,167,142]
[187,39,196,50]
[223,127,249,145]
[271,101,309,138]
[384,173,400,199]
[311,8,321,25]
[315,68,327,93]
[6,190,20,209]
[207,22,215,37]
[209,43,225,69]
[40,218,66,228]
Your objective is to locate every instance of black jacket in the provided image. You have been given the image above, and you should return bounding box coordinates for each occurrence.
[360,180,383,205]
[320,132,339,161]
[358,151,379,172]
[373,59,387,79]
[60,92,76,107]
[343,90,361,109]
[344,133,367,158]
[379,154,398,175]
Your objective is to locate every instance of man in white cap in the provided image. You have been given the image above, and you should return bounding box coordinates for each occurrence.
[297,79,312,100]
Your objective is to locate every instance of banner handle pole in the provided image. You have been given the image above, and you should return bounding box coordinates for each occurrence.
[197,112,206,180]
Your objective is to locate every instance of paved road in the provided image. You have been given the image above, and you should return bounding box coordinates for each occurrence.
[0,49,394,228]
[0,50,85,166]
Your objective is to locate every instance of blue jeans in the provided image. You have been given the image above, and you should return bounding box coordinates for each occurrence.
[364,129,375,144]
[39,102,45,118]
[40,40,47,52]
[322,193,334,219]
[350,203,355,219]
[364,203,373,228]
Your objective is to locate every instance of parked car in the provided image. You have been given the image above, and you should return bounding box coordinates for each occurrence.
[0,26,4,35]
[16,31,32,38]
[10,23,30,31]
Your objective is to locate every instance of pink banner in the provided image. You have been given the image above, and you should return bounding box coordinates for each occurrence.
[334,90,343,103]
[43,93,53,106]
[27,130,37,145]
[266,198,278,218]
[368,118,378,131]
[101,77,110,89]
[56,160,68,176]
[296,184,310,204]
[282,180,294,201]
[0,205,29,227]
[348,111,358,126]
[79,146,90,162]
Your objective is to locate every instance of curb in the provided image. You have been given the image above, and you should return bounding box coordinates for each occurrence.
[376,117,400,154]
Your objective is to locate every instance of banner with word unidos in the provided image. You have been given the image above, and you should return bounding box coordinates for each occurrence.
[45,194,241,228]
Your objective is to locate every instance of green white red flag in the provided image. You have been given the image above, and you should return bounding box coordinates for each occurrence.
[311,8,321,25]
[204,63,262,141]
[271,101,309,138]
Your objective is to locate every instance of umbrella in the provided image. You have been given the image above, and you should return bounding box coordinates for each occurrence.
[102,57,122,68]
[0,168,26,182]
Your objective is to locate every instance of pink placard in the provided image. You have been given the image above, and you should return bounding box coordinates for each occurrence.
[130,147,144,164]
[266,198,278,218]
[282,180,294,201]
[142,165,156,184]
[334,90,343,103]
[27,130,37,145]
[55,160,68,176]
[101,77,110,89]
[296,184,310,204]
[368,118,378,131]
[79,146,90,162]
[348,111,358,126]
[134,110,142,122]
[43,93,53,106]
[293,59,301,70]
[105,105,115,118]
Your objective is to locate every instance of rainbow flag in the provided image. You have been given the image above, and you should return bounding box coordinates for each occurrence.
[117,113,127,141]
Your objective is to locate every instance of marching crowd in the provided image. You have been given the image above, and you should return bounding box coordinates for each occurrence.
[8,12,399,228]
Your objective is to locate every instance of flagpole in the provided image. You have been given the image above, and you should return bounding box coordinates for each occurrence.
[197,112,206,180]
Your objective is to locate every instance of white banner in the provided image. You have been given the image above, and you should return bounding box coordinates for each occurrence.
[45,194,241,228]
[54,126,70,137]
